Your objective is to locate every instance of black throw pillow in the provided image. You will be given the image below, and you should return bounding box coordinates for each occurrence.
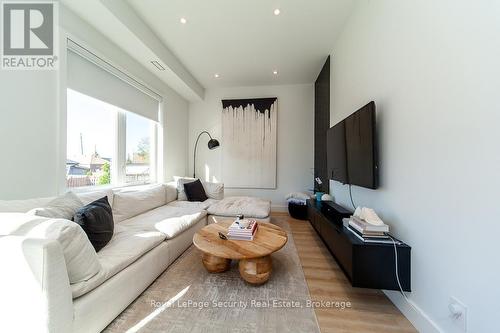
[73,196,114,252]
[183,179,208,202]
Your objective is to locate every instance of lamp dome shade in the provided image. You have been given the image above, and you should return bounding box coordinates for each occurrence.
[208,139,220,150]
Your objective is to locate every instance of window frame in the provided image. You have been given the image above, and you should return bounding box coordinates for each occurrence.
[123,110,158,186]
[61,35,164,194]
[65,90,159,192]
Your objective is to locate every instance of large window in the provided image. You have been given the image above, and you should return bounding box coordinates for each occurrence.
[66,42,161,189]
[66,89,116,188]
[66,89,156,189]
[126,112,153,184]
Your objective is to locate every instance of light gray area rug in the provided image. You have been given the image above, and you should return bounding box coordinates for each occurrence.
[104,218,320,333]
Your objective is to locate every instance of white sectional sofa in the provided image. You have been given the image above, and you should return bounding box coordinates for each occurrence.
[0,183,206,333]
[0,181,271,333]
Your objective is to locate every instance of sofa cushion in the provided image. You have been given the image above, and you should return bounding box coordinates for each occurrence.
[73,197,114,252]
[76,189,114,208]
[71,226,166,298]
[207,196,271,219]
[184,179,208,202]
[165,181,178,203]
[27,192,83,220]
[112,184,166,223]
[154,211,207,239]
[119,204,208,239]
[166,198,219,211]
[0,213,101,284]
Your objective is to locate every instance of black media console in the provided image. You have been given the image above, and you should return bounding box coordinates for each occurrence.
[307,199,411,291]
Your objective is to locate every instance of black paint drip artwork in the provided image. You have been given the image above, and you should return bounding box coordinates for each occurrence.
[222,98,277,118]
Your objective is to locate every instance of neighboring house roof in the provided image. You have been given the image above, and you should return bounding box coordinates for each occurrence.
[67,154,111,168]
[90,155,110,166]
[66,164,90,176]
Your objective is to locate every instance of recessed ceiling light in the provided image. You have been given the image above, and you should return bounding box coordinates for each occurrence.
[214,73,220,78]
[180,17,187,24]
[273,70,278,75]
[274,8,280,16]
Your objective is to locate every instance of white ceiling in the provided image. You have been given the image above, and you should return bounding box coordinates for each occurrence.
[61,0,356,100]
[127,0,356,88]
[62,0,205,100]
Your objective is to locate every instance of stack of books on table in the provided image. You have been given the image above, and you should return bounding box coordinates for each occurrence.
[345,217,394,244]
[227,219,258,241]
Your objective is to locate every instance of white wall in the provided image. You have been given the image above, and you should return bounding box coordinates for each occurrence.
[0,71,59,199]
[189,84,314,209]
[162,93,189,180]
[329,1,500,332]
[0,5,189,200]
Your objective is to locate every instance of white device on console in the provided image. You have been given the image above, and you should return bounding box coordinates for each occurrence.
[353,206,385,226]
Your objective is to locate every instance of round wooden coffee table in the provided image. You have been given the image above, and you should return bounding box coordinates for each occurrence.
[193,221,288,285]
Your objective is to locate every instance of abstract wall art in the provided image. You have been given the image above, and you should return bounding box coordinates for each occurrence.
[221,97,277,188]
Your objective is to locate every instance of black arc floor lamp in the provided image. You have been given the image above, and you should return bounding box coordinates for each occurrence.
[193,131,220,178]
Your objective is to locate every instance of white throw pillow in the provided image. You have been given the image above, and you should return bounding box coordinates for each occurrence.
[203,181,224,200]
[174,177,196,201]
[27,192,83,220]
[112,184,167,223]
[165,181,178,203]
[76,189,114,207]
[174,177,223,201]
[1,213,101,284]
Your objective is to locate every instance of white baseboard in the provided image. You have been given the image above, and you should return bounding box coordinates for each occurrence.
[384,290,442,333]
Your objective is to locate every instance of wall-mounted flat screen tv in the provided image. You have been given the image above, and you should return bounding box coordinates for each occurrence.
[327,101,378,189]
[326,120,347,184]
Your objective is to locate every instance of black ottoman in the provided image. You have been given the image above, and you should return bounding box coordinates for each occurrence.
[288,202,308,220]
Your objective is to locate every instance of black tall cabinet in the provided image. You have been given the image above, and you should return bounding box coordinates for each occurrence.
[314,57,330,192]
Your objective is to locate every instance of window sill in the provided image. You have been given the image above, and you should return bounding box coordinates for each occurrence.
[67,182,156,194]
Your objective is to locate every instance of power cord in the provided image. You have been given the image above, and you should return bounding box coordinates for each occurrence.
[389,235,419,313]
[348,184,356,210]
[347,185,418,313]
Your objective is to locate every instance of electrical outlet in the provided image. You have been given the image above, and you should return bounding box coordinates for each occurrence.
[449,297,467,332]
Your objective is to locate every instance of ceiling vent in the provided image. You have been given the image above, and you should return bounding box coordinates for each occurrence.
[151,60,165,71]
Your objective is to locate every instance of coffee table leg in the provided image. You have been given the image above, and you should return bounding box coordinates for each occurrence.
[202,252,231,273]
[238,255,272,285]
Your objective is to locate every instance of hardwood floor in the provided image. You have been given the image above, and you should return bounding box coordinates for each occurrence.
[273,213,417,333]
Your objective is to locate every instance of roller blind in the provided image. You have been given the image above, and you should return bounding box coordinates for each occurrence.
[67,41,160,122]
